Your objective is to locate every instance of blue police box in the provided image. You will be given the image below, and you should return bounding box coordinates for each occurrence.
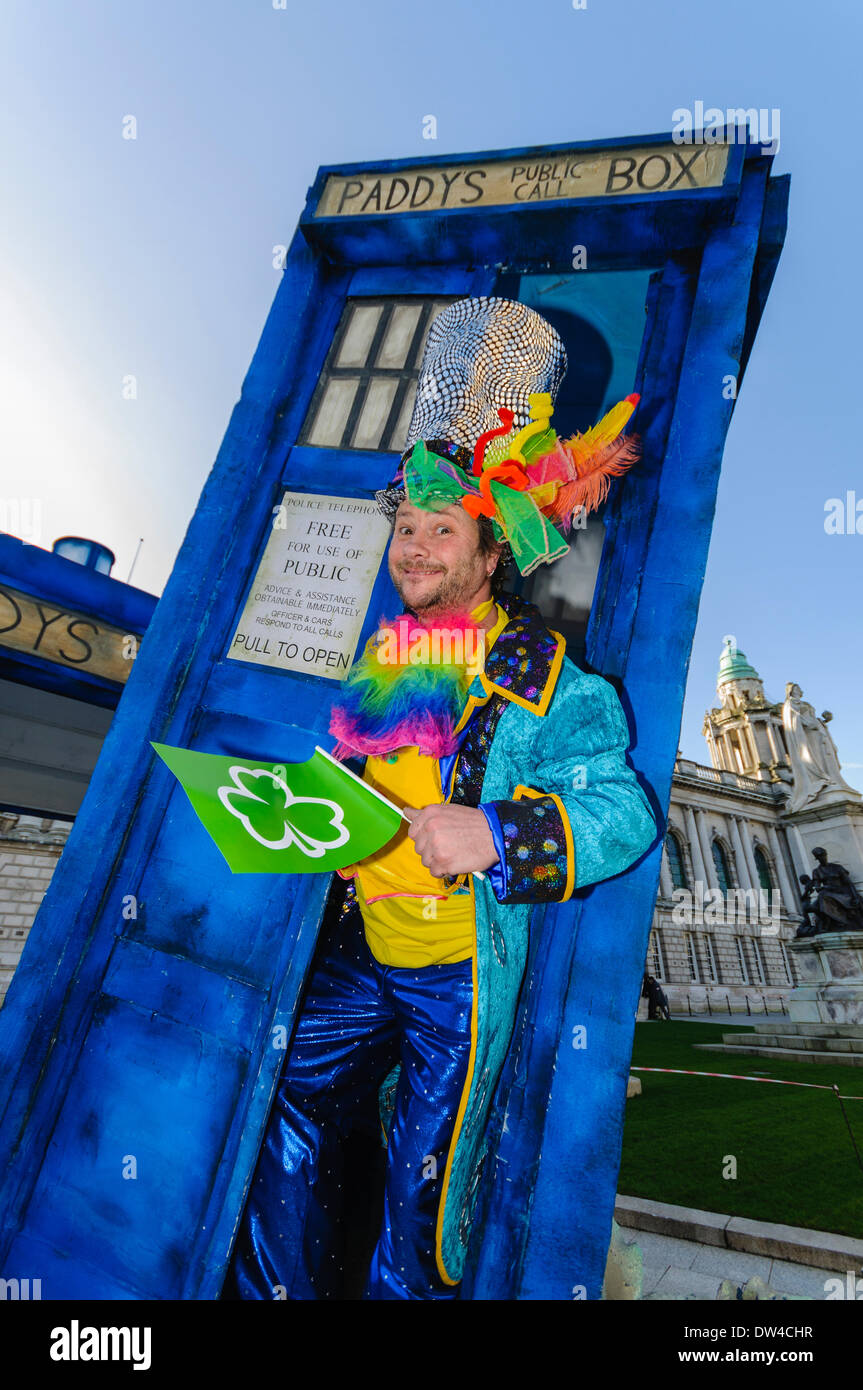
[0,130,787,1300]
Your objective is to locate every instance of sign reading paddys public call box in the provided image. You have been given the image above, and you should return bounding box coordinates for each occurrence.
[315,140,730,215]
[227,491,390,678]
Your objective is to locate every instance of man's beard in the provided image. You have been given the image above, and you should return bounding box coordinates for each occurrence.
[390,554,483,617]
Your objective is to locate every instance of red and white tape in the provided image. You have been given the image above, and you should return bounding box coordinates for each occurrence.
[630,1066,863,1101]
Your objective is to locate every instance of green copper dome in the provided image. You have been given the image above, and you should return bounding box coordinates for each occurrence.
[717,635,761,686]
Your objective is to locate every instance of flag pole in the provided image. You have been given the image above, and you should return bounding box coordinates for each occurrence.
[314,745,486,881]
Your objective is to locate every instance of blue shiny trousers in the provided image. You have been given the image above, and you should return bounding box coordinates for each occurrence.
[223,903,474,1300]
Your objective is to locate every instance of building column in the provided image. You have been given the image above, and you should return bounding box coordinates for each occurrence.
[765,720,782,766]
[705,723,721,772]
[786,823,812,881]
[765,822,798,912]
[742,722,755,767]
[750,721,771,770]
[659,847,674,899]
[684,804,708,887]
[694,808,720,889]
[737,816,762,888]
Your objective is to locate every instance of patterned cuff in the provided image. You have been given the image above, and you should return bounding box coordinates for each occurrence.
[485,786,575,903]
[478,803,509,900]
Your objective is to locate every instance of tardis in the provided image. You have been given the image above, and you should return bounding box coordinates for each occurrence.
[0,130,788,1300]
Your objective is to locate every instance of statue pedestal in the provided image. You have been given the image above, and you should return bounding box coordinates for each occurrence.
[787,797,863,894]
[788,932,863,1024]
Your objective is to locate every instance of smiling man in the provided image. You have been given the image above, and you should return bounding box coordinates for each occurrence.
[385,495,506,881]
[223,297,657,1302]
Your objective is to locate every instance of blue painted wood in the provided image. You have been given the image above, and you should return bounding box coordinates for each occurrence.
[306,198,730,276]
[739,170,790,378]
[0,137,785,1300]
[0,532,157,635]
[0,647,126,713]
[0,243,488,1296]
[0,531,158,708]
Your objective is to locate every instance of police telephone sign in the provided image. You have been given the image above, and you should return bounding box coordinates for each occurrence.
[228,490,390,679]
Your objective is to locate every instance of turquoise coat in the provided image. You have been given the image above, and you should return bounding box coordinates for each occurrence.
[372,593,657,1286]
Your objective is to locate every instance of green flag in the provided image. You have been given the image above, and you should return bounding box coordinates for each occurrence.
[150,741,402,874]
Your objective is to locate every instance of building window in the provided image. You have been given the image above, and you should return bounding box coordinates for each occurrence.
[300,297,456,454]
[703,934,719,984]
[648,929,666,981]
[751,937,768,985]
[735,937,750,984]
[665,831,688,890]
[753,845,773,892]
[712,839,732,893]
[780,941,795,985]
[684,931,700,982]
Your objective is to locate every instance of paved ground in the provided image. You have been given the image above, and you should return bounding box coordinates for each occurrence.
[627,1227,839,1300]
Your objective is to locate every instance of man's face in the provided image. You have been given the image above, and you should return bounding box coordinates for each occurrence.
[388,500,498,615]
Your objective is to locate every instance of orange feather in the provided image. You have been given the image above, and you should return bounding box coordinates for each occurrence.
[545,433,641,528]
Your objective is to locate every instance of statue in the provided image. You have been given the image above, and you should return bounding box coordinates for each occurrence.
[781,684,860,813]
[795,848,863,936]
[794,874,820,938]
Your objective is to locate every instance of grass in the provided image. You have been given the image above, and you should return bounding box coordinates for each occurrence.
[619,1022,863,1240]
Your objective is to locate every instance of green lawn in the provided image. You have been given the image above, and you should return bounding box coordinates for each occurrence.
[620,1022,863,1240]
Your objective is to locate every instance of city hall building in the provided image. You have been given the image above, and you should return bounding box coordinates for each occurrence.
[650,638,863,1013]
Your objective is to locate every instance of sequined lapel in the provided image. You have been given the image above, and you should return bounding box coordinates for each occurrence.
[480,593,565,716]
[448,595,565,810]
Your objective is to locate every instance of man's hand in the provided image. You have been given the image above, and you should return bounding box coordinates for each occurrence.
[403,804,500,878]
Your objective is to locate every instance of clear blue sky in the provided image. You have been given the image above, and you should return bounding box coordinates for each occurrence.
[2,0,861,777]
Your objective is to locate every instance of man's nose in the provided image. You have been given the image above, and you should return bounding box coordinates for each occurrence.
[402,529,431,557]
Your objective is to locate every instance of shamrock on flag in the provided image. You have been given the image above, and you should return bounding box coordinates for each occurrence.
[150,742,402,874]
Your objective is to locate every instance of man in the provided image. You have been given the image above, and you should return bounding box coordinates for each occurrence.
[642,972,671,1021]
[223,297,657,1301]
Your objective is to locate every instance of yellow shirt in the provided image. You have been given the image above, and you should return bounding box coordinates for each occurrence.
[353,599,509,968]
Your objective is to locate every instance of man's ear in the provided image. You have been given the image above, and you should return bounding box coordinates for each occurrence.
[486,543,504,579]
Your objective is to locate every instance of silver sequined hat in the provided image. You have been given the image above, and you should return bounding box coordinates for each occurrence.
[375,296,568,518]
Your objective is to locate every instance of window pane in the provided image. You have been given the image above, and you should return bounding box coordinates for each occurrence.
[666,832,686,889]
[411,299,454,366]
[336,305,383,367]
[712,840,730,893]
[754,848,772,891]
[351,377,400,450]
[685,933,699,982]
[390,387,419,454]
[704,934,718,983]
[302,297,457,451]
[305,376,361,447]
[376,304,424,368]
